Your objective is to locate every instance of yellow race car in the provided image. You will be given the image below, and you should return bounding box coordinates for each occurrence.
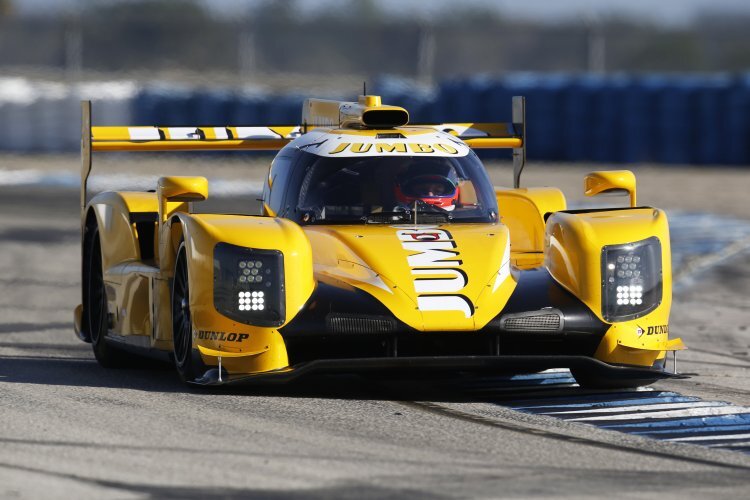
[74,94,685,387]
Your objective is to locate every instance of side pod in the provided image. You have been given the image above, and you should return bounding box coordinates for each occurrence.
[496,186,566,269]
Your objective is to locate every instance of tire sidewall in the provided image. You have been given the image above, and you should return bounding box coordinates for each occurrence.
[171,242,205,383]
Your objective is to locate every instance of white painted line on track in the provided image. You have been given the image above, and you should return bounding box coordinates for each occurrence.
[709,441,750,448]
[668,433,750,443]
[539,401,728,415]
[570,406,750,422]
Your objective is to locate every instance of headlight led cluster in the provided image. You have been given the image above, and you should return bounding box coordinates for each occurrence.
[615,254,641,279]
[238,259,269,284]
[238,291,265,311]
[213,243,285,327]
[601,236,662,322]
[616,285,642,306]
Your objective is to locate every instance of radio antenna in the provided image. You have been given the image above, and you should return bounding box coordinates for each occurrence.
[363,81,367,95]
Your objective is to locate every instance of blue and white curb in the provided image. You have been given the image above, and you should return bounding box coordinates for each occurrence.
[459,370,750,455]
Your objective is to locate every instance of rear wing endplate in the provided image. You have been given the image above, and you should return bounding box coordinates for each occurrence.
[512,96,527,189]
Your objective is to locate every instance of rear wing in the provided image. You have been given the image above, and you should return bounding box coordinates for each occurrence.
[80,96,526,215]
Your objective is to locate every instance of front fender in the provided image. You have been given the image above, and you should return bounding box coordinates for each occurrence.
[545,207,671,320]
[545,207,675,367]
[164,213,315,375]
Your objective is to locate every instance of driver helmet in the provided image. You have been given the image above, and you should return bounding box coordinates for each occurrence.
[394,162,460,211]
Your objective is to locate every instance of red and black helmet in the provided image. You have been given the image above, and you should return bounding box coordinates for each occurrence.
[395,163,460,211]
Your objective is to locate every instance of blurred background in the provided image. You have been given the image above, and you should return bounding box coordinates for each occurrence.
[1,0,750,165]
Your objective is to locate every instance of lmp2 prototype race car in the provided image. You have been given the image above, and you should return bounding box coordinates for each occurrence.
[74,94,686,387]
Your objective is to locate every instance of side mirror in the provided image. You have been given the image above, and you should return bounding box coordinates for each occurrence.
[584,170,637,208]
[157,176,208,221]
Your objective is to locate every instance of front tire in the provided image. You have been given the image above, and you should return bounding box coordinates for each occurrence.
[171,242,206,383]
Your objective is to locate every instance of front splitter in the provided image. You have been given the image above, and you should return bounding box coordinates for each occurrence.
[189,355,690,386]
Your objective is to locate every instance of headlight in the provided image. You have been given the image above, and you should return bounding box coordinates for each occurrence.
[213,243,285,326]
[601,236,662,322]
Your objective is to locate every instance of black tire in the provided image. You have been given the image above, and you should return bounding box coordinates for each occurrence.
[171,242,206,383]
[571,368,658,390]
[85,225,129,367]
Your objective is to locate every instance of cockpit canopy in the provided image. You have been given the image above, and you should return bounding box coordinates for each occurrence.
[262,142,499,225]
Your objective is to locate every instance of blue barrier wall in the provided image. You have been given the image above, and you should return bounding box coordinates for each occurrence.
[5,74,750,164]
[106,74,750,164]
[414,74,748,165]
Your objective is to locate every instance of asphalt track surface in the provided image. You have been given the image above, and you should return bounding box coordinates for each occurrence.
[1,186,750,499]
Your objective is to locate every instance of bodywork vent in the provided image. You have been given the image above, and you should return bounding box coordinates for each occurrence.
[326,314,396,334]
[498,309,564,333]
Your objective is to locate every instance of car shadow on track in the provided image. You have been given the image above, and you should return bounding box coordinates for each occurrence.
[0,352,551,402]
[0,354,185,393]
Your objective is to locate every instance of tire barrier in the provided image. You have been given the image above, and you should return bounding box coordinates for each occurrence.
[432,74,750,165]
[2,75,750,165]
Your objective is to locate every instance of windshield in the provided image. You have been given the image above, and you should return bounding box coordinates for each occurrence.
[292,150,498,224]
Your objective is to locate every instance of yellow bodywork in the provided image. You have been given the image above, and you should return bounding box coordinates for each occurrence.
[546,208,674,367]
[86,182,316,374]
[85,183,515,373]
[496,186,567,268]
[77,95,684,381]
[304,224,515,331]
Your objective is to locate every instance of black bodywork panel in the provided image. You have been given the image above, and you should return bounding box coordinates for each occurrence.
[279,269,610,365]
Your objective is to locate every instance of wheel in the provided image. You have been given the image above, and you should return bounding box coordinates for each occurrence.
[571,368,658,390]
[85,224,128,367]
[171,242,206,383]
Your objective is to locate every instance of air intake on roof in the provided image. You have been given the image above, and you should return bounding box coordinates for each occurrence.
[361,109,409,128]
[302,95,409,129]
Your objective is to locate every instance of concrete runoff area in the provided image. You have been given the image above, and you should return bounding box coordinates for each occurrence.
[0,155,749,498]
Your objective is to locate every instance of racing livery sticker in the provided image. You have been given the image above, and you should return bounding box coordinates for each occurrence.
[636,324,669,336]
[329,142,460,155]
[195,330,250,342]
[296,130,471,158]
[396,226,474,318]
